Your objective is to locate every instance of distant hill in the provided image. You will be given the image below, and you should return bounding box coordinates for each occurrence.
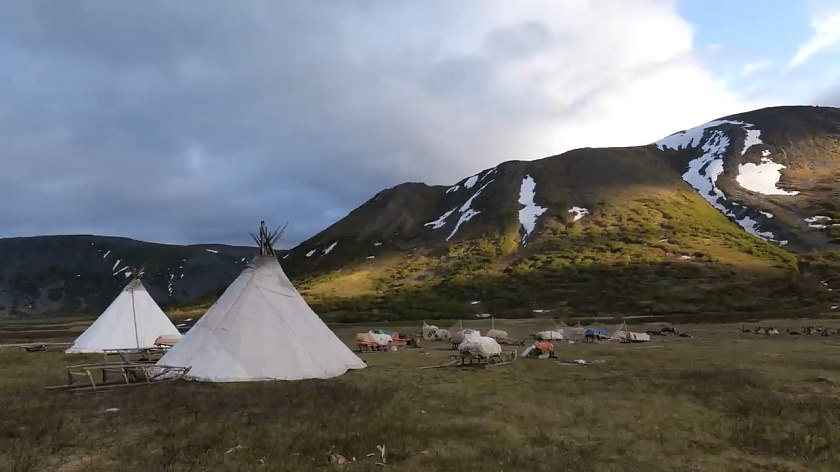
[0,235,257,318]
[276,106,840,321]
[7,106,840,322]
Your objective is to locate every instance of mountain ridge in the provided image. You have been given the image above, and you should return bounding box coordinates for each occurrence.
[2,105,839,321]
[0,235,260,318]
[278,105,840,321]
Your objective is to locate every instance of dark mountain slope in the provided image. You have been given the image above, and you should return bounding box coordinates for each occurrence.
[0,235,255,318]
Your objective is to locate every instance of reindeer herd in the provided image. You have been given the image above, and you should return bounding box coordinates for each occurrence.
[740,325,840,336]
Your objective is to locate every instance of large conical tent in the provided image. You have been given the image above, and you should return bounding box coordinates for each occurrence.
[157,222,366,382]
[66,274,181,353]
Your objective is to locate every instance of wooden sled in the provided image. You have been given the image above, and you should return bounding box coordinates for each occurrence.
[421,350,517,370]
[47,362,190,392]
[357,341,407,353]
[102,348,169,363]
[0,342,72,353]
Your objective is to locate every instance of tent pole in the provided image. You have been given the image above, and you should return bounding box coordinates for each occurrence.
[131,283,140,349]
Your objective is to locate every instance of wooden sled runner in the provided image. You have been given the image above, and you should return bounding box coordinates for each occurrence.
[421,350,517,370]
[47,362,190,392]
[357,341,408,352]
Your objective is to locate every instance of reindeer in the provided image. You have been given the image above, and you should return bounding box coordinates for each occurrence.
[787,328,801,335]
[740,326,751,333]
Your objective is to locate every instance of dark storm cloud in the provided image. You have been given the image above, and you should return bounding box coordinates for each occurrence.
[0,1,737,246]
[0,2,413,245]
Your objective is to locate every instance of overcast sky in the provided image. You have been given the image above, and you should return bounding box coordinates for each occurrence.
[2,1,839,247]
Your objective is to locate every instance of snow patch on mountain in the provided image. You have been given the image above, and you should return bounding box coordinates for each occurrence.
[655,119,757,151]
[661,121,790,244]
[306,249,317,257]
[568,207,590,222]
[447,210,480,242]
[447,180,494,241]
[112,259,122,271]
[738,215,776,240]
[205,249,219,254]
[736,153,799,196]
[463,174,479,189]
[806,216,831,229]
[446,185,459,194]
[518,175,547,239]
[102,250,110,259]
[323,241,338,255]
[425,207,458,229]
[741,129,762,155]
[681,130,731,213]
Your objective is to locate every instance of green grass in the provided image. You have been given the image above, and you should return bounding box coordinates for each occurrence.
[291,188,830,322]
[3,319,840,471]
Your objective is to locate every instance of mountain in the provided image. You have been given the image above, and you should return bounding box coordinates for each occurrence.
[280,106,840,321]
[4,105,839,322]
[0,235,256,318]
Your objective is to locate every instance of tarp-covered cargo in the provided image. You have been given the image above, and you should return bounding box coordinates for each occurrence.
[458,336,502,358]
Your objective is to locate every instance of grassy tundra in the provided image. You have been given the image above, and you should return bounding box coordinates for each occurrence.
[2,318,840,471]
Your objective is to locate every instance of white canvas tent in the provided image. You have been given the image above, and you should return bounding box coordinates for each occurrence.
[610,321,651,342]
[157,222,366,382]
[66,278,181,354]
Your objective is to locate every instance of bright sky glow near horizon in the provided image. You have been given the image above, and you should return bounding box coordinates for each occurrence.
[1,1,839,246]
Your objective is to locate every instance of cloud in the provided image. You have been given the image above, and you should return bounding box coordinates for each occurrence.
[741,60,772,77]
[0,1,759,246]
[790,10,840,68]
[813,81,840,106]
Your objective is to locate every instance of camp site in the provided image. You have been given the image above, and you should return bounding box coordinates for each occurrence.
[1,222,839,471]
[6,2,840,471]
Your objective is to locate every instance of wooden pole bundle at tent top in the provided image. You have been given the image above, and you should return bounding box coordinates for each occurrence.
[249,221,287,256]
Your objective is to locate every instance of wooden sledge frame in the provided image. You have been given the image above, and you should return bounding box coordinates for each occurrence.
[357,340,407,353]
[47,362,190,392]
[101,347,169,363]
[421,350,517,370]
[0,342,72,353]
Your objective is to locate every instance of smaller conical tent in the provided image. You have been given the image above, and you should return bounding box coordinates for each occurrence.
[157,222,366,381]
[610,321,650,342]
[66,276,181,353]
